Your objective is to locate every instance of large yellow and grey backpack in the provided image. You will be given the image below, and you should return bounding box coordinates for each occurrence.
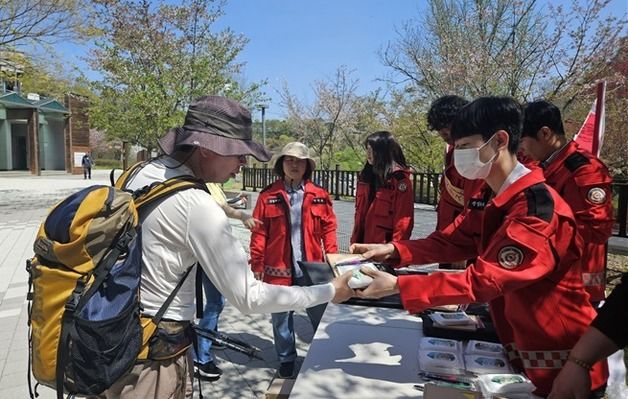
[26,161,207,399]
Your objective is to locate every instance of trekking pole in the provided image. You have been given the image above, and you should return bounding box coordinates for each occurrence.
[193,326,263,360]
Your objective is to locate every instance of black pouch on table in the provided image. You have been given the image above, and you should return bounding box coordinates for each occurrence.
[420,303,500,343]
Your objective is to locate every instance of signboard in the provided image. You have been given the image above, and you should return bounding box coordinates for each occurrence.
[74,152,86,167]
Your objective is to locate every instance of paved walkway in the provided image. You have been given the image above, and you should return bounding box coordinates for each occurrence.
[0,170,625,398]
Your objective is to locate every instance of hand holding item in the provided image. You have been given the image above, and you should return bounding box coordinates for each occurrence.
[354,266,399,299]
[253,272,263,281]
[347,264,378,289]
[331,270,355,303]
[349,242,399,263]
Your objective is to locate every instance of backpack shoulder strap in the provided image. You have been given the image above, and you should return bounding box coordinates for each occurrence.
[112,161,150,189]
[151,263,197,325]
[133,176,209,210]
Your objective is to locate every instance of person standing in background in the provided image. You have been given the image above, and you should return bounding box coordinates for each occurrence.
[427,96,484,268]
[250,142,338,379]
[350,131,414,245]
[81,153,94,179]
[521,100,613,305]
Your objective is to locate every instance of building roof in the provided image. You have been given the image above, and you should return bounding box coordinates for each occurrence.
[0,91,69,115]
[0,92,34,109]
[32,98,69,114]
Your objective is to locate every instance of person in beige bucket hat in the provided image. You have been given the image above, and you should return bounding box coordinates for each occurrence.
[101,103,354,398]
[251,141,338,378]
[272,141,316,177]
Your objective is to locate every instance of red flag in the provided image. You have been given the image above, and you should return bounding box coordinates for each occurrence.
[574,81,606,157]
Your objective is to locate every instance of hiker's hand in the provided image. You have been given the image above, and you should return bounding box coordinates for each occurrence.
[331,270,355,303]
[355,267,399,299]
[253,272,263,281]
[349,243,399,263]
[547,360,591,399]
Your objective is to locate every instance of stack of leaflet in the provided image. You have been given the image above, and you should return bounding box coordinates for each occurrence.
[464,340,512,374]
[429,311,482,331]
[475,374,536,399]
[417,337,537,398]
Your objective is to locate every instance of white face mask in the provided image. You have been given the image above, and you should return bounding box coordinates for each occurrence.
[453,135,498,180]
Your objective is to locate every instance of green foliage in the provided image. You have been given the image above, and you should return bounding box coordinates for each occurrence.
[333,147,364,170]
[92,158,122,169]
[0,51,93,100]
[88,0,264,151]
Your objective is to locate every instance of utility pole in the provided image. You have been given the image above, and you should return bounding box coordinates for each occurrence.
[258,104,268,146]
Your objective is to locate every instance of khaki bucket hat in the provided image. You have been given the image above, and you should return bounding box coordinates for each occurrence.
[274,142,316,171]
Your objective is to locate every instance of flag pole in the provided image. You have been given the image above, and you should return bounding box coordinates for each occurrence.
[592,81,606,157]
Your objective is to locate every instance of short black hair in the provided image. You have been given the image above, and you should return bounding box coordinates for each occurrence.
[451,96,522,154]
[273,156,313,181]
[427,95,469,131]
[522,100,565,138]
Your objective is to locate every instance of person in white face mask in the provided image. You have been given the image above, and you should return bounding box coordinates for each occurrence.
[349,96,608,397]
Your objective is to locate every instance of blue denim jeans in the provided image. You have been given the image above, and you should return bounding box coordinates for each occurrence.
[194,273,225,364]
[271,276,327,364]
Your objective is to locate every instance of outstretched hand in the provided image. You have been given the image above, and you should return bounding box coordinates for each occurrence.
[241,215,263,230]
[354,266,399,299]
[349,243,398,263]
[331,270,355,303]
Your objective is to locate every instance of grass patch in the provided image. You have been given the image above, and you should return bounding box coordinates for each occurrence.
[93,159,123,169]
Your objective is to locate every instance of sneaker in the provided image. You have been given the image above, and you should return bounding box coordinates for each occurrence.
[194,361,222,381]
[278,361,295,378]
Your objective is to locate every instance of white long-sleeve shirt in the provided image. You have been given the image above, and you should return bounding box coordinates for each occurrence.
[125,157,335,321]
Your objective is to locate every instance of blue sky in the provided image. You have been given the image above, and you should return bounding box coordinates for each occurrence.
[213,0,426,119]
[56,0,626,121]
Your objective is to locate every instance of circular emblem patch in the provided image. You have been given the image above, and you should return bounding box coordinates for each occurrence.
[587,187,606,204]
[398,182,407,192]
[498,246,524,269]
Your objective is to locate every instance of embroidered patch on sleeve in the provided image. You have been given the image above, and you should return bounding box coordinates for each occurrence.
[397,182,407,192]
[267,197,282,204]
[586,187,606,205]
[312,197,326,204]
[498,246,524,269]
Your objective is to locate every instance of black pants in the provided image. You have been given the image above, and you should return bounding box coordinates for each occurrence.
[84,167,91,179]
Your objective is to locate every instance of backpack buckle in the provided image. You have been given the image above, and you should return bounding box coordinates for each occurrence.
[65,281,85,313]
[115,230,134,252]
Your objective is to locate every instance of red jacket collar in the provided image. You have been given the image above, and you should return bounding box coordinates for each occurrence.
[542,140,577,173]
[265,179,317,196]
[492,167,546,208]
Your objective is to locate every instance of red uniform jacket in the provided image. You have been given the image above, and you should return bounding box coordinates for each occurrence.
[350,169,414,244]
[542,141,613,301]
[392,168,607,396]
[250,179,338,286]
[437,147,484,231]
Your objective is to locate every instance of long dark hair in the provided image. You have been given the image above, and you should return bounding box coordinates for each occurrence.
[360,131,408,188]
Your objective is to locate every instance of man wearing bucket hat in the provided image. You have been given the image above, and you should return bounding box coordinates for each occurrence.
[250,142,338,378]
[104,97,353,398]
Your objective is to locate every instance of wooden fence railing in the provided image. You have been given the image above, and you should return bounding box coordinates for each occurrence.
[242,164,441,206]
